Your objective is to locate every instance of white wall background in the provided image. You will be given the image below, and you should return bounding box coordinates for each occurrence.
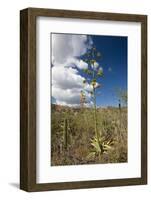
[0,0,150,199]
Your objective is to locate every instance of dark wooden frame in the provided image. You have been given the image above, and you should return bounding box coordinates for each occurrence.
[20,7,147,192]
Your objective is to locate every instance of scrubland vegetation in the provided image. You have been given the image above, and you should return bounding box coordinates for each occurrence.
[51,104,127,166]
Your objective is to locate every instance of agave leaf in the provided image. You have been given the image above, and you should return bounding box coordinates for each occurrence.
[106,140,111,145]
[91,141,99,150]
[110,141,114,146]
[106,139,114,146]
[91,140,101,152]
[103,144,113,150]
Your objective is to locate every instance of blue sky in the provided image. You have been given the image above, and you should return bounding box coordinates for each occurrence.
[81,35,127,107]
[51,33,127,107]
[76,35,127,107]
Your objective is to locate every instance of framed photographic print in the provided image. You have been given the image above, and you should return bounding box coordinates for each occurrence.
[20,8,147,191]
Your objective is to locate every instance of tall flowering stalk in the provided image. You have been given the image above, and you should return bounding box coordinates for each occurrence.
[82,47,103,143]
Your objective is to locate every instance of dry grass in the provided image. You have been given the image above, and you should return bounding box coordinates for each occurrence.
[51,104,127,166]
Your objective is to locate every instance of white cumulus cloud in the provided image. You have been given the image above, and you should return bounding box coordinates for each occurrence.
[65,57,88,70]
[52,34,93,65]
[52,65,84,90]
[51,33,93,106]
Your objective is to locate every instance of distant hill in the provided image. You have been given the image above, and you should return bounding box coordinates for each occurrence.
[51,104,126,113]
[51,104,81,112]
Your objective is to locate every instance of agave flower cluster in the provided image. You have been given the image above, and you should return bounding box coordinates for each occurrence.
[82,64,103,89]
[81,48,103,99]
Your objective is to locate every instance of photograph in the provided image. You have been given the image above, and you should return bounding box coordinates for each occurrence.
[51,33,128,166]
[20,7,147,191]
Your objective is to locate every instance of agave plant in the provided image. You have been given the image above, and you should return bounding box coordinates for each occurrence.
[87,135,114,160]
[81,46,103,144]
